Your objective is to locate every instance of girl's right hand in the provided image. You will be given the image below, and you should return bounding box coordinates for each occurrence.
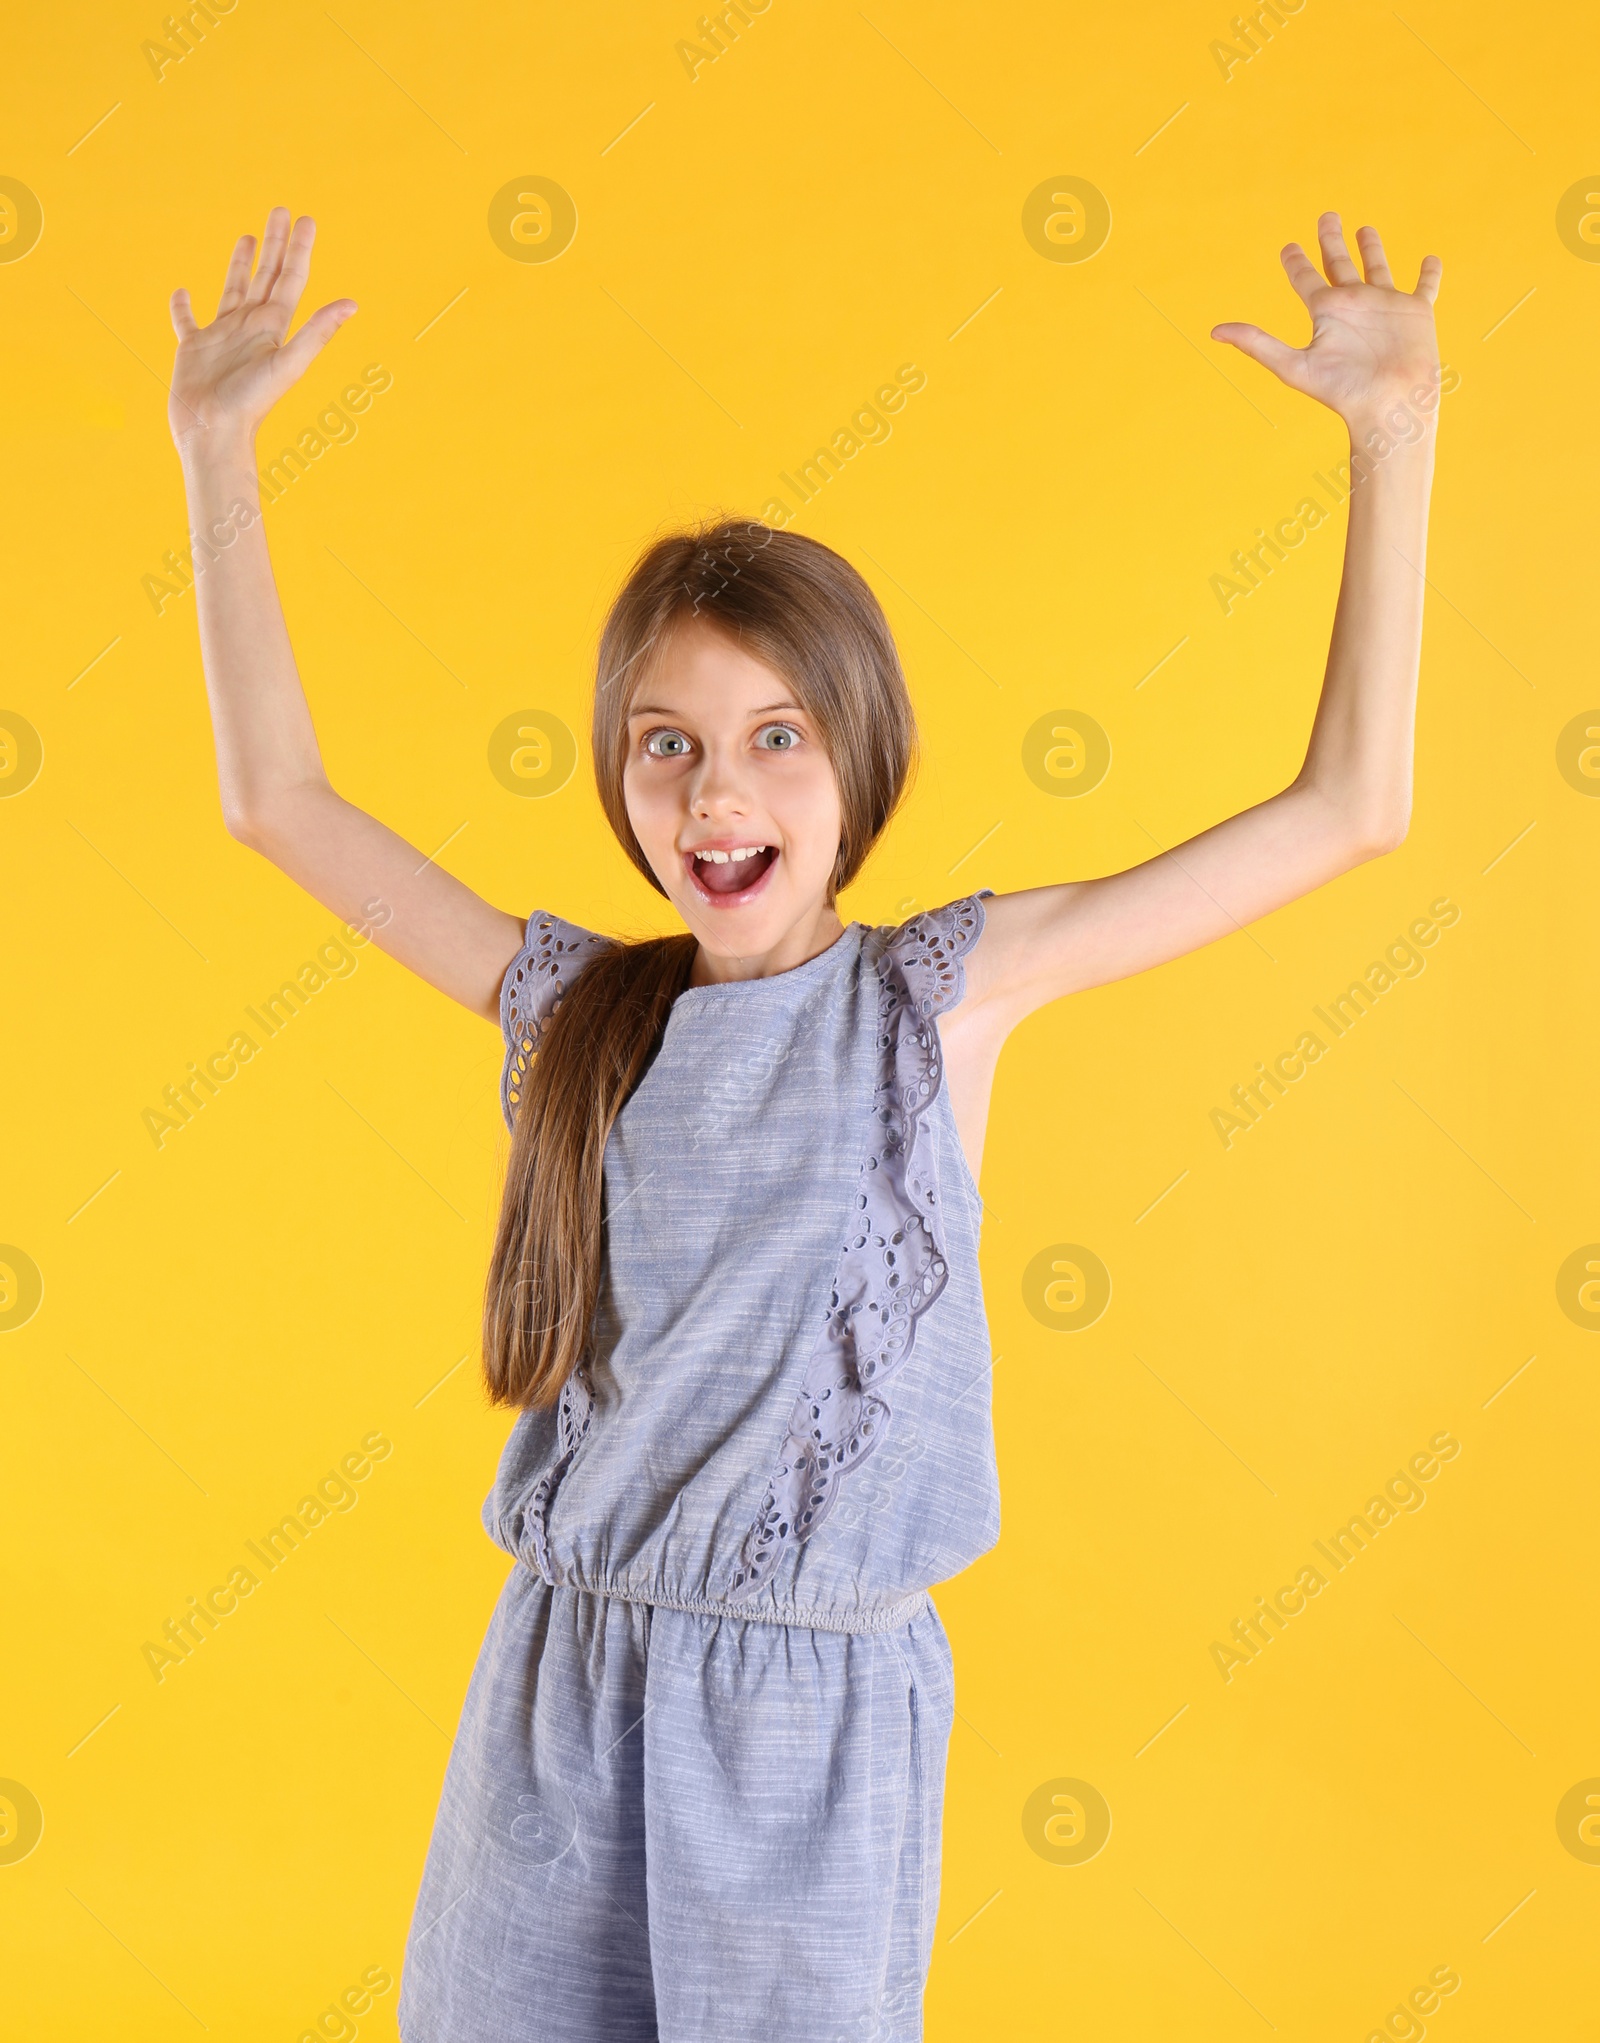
[168,206,357,456]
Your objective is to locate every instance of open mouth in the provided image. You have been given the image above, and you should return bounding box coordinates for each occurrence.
[683,842,779,905]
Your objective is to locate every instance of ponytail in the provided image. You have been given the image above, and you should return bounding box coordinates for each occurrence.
[482,931,697,1408]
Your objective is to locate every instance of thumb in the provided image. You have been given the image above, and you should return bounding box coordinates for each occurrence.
[274,298,358,385]
[1211,322,1307,390]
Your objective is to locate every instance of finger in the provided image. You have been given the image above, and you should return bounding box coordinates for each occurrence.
[215,234,256,318]
[1280,242,1324,307]
[1413,253,1443,305]
[1354,224,1394,288]
[1316,211,1360,286]
[273,298,359,385]
[1211,322,1308,390]
[170,287,199,343]
[268,215,318,317]
[245,206,292,304]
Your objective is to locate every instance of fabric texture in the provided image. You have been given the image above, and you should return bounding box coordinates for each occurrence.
[400,897,997,2043]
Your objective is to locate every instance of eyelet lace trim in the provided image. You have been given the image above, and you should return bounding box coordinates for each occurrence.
[523,1360,597,1580]
[498,909,611,1576]
[500,910,613,1132]
[726,892,989,1601]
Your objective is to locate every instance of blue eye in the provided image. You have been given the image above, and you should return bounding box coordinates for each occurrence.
[755,724,800,751]
[645,729,691,757]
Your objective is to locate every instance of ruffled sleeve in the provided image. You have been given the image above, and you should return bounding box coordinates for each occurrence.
[499,910,613,1131]
[878,890,992,1014]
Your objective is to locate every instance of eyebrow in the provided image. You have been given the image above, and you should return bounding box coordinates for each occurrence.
[626,701,805,720]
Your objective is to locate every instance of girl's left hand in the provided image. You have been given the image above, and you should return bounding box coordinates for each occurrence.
[1211,212,1441,425]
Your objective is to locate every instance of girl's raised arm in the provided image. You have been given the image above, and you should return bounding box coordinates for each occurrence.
[961,213,1442,1041]
[169,206,526,1022]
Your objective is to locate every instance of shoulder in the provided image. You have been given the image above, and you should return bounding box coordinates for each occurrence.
[501,910,613,1041]
[865,891,992,1018]
[499,911,613,1126]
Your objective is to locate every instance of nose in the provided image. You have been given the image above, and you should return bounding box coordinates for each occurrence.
[686,741,751,821]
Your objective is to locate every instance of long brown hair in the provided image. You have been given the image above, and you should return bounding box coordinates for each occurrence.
[482,517,917,1409]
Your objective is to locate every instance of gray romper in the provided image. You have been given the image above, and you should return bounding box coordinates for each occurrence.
[398,895,999,2043]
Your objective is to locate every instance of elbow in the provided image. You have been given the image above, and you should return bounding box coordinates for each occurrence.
[1294,779,1411,864]
[1352,811,1409,861]
[224,804,277,854]
[1317,784,1410,862]
[223,783,320,853]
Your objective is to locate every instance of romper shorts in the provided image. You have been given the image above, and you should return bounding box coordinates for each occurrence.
[398,1566,957,2043]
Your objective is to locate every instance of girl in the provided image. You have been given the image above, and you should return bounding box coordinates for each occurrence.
[167,206,1441,2041]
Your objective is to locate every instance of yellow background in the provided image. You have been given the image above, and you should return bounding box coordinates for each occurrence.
[4,0,1596,2034]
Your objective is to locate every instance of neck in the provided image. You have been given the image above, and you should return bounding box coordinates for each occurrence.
[687,903,847,986]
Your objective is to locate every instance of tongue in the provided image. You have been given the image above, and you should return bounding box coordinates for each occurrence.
[699,848,773,894]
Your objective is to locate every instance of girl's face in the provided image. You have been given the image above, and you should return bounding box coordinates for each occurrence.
[622,615,844,972]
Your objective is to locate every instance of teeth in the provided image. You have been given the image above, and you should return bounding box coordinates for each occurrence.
[694,845,767,865]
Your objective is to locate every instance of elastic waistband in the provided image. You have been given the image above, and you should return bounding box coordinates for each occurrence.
[527,1565,929,1635]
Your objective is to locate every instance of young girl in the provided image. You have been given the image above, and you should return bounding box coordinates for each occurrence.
[168,206,1441,2040]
